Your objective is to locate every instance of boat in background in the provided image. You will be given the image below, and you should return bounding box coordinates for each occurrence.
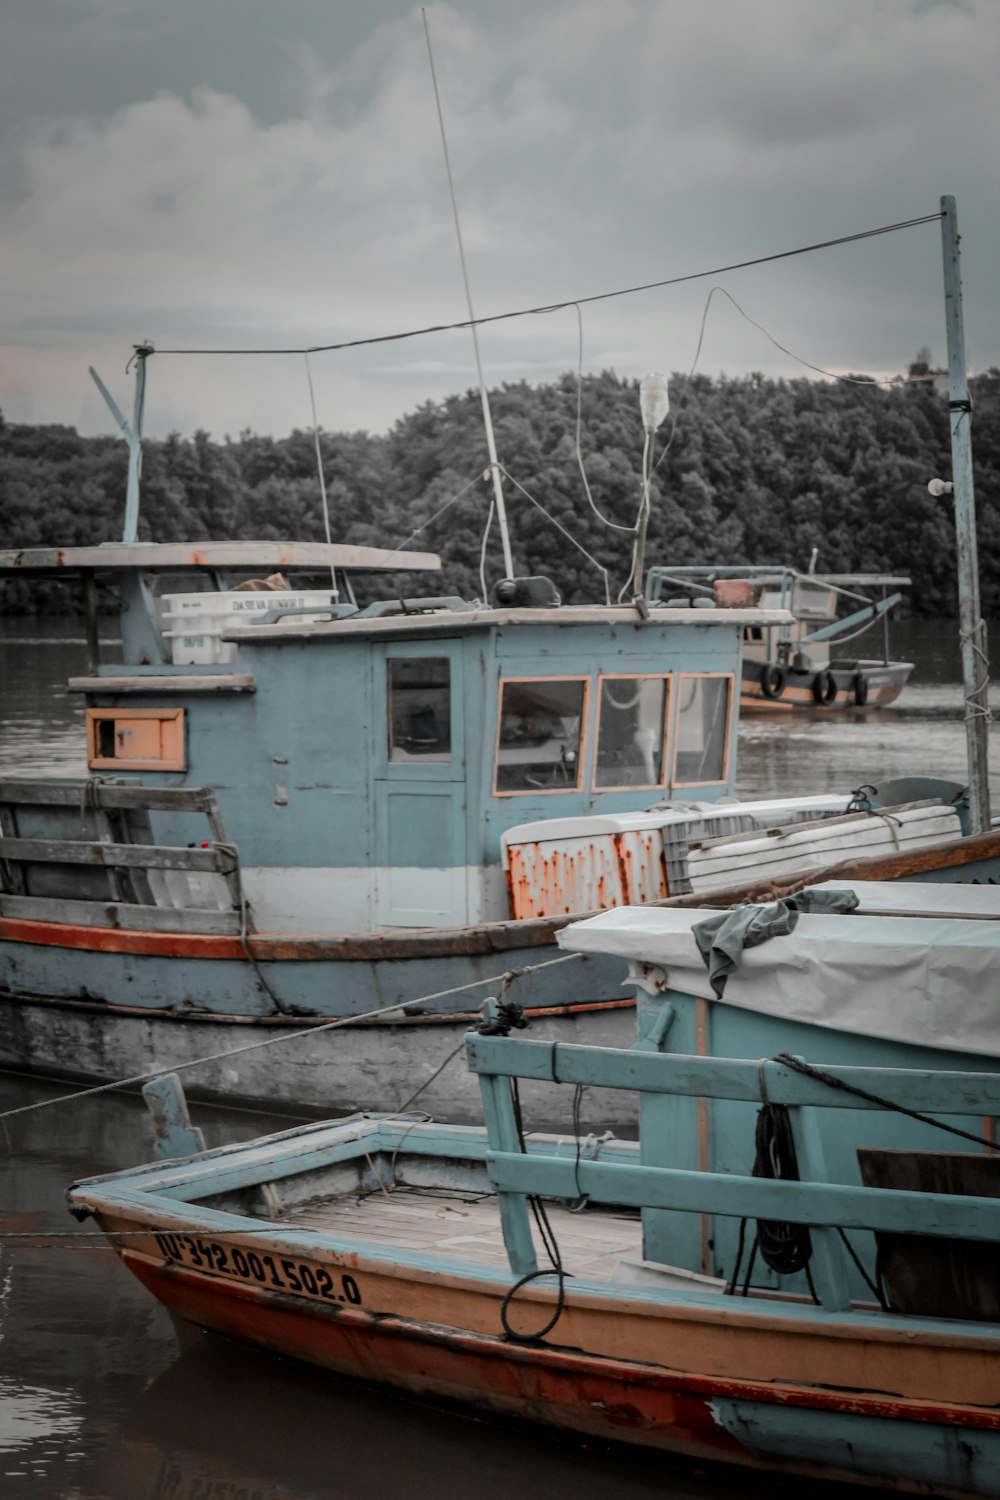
[71,884,1000,1497]
[647,564,914,710]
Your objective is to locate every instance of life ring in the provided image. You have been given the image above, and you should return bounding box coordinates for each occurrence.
[760,664,785,700]
[853,672,869,707]
[811,669,838,705]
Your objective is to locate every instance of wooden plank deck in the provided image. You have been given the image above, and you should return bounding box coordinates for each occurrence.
[283,1187,642,1278]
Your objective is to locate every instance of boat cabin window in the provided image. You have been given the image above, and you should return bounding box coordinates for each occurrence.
[494,678,587,794]
[387,657,452,762]
[86,707,186,772]
[672,674,732,786]
[593,675,669,789]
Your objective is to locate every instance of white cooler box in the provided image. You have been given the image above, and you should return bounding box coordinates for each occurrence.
[159,590,340,664]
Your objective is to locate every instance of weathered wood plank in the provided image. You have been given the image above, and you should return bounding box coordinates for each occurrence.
[67,675,256,694]
[0,836,237,874]
[487,1152,1000,1243]
[0,802,26,895]
[466,1036,1000,1115]
[0,781,218,813]
[0,891,241,934]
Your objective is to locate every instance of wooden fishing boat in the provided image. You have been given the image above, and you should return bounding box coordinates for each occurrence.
[6,524,990,1128]
[648,565,914,711]
[3,191,994,1122]
[70,892,1000,1496]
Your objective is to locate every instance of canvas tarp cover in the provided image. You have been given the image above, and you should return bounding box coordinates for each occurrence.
[557,888,1000,1056]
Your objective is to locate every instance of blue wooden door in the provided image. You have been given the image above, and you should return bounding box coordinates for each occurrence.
[374,642,468,928]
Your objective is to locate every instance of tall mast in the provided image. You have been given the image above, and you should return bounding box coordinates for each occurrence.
[939,196,991,834]
[422,9,515,582]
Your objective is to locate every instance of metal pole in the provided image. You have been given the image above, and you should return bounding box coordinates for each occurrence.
[422,9,515,582]
[123,345,151,544]
[940,195,991,833]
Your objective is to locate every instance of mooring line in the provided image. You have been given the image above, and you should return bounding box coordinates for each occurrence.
[0,952,584,1123]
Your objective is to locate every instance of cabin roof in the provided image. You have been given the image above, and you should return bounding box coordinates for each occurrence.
[227,604,794,642]
[0,540,441,576]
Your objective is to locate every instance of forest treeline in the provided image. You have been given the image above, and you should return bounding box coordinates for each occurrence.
[2,361,998,615]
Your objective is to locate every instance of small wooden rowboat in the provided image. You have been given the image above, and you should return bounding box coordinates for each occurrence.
[72,971,1000,1496]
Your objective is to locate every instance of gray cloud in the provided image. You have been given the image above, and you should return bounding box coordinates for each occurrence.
[0,0,996,439]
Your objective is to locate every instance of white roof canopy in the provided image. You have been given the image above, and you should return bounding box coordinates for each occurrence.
[558,885,1000,1057]
[0,541,442,576]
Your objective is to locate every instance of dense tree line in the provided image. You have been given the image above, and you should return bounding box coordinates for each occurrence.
[2,362,998,616]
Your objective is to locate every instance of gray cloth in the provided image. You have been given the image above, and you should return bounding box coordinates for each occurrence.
[692,888,861,998]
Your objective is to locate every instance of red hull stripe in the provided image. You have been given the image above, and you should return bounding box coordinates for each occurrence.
[124,1253,1000,1436]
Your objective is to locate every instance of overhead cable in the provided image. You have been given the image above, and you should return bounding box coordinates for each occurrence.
[147,212,944,359]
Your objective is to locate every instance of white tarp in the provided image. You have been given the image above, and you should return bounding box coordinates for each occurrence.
[557,887,1000,1056]
[808,880,1000,918]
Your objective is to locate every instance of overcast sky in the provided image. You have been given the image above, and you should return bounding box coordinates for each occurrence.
[1,0,997,441]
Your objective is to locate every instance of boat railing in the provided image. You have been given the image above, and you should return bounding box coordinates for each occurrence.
[465,1032,1000,1316]
[0,779,244,934]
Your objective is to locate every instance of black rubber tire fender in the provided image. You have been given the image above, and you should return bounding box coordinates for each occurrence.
[760,664,785,700]
[811,669,838,705]
[853,672,870,707]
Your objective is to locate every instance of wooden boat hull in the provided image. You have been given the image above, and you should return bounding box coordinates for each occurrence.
[0,981,634,1128]
[111,1239,1000,1497]
[742,658,913,711]
[4,833,1000,1119]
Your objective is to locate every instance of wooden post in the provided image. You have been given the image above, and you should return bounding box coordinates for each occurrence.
[940,196,991,834]
[82,569,100,675]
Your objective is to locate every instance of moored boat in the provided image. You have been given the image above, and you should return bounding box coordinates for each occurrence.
[70,891,1000,1496]
[648,565,915,711]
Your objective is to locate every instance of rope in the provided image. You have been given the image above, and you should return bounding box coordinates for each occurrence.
[303,351,339,598]
[960,617,992,726]
[499,1075,570,1342]
[148,212,945,357]
[0,952,585,1124]
[774,1052,999,1150]
[498,464,612,606]
[213,840,296,1017]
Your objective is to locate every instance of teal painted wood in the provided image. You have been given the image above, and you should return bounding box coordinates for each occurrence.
[633,984,1000,1292]
[787,1091,853,1311]
[465,1034,1000,1114]
[141,1074,206,1160]
[70,1111,1000,1343]
[100,615,745,877]
[710,1398,1000,1497]
[475,1072,538,1276]
[637,997,701,1271]
[801,591,901,645]
[485,1151,1000,1242]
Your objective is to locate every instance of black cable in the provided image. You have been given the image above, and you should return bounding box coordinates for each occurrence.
[146,212,944,358]
[836,1227,887,1309]
[501,1076,571,1343]
[775,1052,998,1150]
[751,1102,814,1280]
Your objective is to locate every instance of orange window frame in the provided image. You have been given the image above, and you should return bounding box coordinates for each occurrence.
[86,707,186,772]
[670,672,733,789]
[492,675,590,797]
[591,673,672,792]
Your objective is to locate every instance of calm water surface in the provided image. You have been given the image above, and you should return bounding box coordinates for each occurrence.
[0,617,996,1498]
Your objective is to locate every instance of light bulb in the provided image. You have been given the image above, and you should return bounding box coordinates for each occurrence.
[639,371,670,432]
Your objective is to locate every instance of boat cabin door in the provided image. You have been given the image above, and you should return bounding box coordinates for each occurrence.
[373,642,468,928]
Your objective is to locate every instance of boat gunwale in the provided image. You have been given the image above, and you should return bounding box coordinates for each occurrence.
[69,1115,1000,1351]
[5,831,1000,959]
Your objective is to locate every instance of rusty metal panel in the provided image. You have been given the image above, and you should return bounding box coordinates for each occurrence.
[506,827,669,920]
